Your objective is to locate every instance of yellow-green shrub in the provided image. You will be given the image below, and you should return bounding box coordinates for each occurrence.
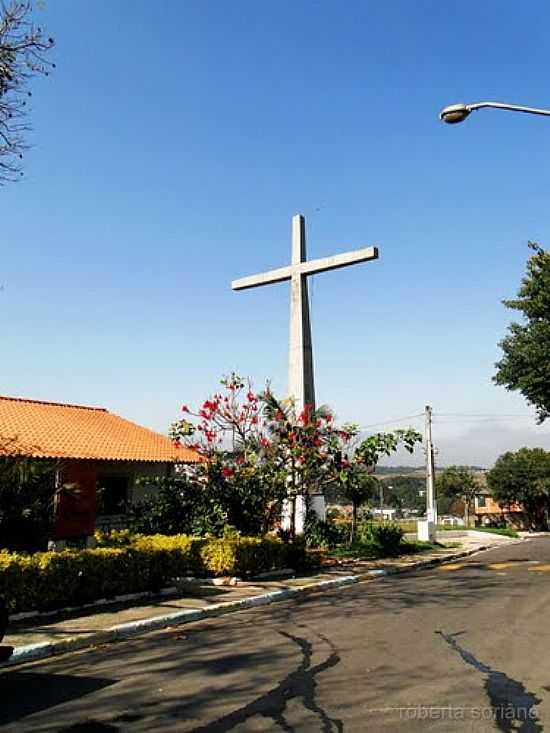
[0,534,305,614]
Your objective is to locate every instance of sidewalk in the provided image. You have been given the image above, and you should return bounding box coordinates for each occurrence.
[2,532,516,667]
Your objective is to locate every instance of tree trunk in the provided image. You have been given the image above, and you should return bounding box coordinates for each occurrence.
[350,501,357,545]
[289,496,296,541]
[464,500,469,528]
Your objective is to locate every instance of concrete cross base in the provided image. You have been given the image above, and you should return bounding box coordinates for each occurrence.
[417,519,436,543]
[281,496,307,535]
[281,494,326,535]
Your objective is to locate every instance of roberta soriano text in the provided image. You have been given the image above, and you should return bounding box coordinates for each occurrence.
[398,706,537,722]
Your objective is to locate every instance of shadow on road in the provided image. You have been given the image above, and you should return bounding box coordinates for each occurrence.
[2,544,548,732]
[436,630,542,733]
[190,628,343,733]
[0,671,115,727]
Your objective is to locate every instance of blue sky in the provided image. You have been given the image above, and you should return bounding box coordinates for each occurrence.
[2,0,550,465]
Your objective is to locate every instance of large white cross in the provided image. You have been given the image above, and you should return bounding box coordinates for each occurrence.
[231,214,379,413]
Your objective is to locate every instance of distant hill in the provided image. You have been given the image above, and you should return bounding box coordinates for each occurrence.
[376,466,423,475]
[376,465,487,475]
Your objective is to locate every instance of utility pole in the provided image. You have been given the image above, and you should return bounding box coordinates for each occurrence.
[417,405,437,542]
[425,405,437,524]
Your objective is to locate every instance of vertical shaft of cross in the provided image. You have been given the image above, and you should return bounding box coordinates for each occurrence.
[231,215,380,533]
[288,215,315,413]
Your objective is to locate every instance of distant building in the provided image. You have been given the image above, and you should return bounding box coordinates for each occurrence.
[372,507,398,521]
[438,515,465,527]
[0,396,200,542]
[474,490,526,529]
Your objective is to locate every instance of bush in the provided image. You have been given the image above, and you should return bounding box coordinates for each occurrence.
[0,533,307,614]
[94,529,138,547]
[129,468,286,538]
[357,521,404,555]
[128,477,225,537]
[304,516,346,549]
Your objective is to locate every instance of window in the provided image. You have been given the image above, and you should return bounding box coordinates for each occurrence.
[477,495,486,509]
[97,475,129,515]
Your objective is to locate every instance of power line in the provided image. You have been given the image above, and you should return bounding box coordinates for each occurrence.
[433,417,537,425]
[360,410,536,432]
[360,412,424,430]
[435,412,532,418]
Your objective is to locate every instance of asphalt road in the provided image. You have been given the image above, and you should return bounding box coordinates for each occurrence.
[1,538,550,733]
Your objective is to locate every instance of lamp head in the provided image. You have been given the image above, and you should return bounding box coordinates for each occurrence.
[439,103,471,124]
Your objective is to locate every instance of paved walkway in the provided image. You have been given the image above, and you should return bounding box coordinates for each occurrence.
[4,532,510,653]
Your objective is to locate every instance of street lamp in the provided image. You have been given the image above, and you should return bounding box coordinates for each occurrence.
[439,101,550,125]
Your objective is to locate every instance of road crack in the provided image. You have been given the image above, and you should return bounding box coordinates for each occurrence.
[191,628,343,732]
[436,630,542,732]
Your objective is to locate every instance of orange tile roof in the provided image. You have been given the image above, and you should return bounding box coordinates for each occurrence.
[0,396,200,463]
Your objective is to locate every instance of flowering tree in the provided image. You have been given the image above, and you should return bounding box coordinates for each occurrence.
[169,374,288,534]
[168,374,423,539]
[170,373,266,458]
[169,374,353,537]
[260,390,361,536]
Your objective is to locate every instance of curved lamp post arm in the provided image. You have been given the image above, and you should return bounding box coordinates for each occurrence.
[440,101,550,124]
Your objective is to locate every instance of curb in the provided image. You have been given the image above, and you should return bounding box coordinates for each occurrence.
[1,542,506,668]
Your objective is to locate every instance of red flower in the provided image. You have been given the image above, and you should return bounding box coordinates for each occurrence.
[275,410,285,421]
[260,437,270,449]
[222,466,235,479]
[181,405,190,413]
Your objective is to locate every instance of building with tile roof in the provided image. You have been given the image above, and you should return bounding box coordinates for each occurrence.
[0,396,200,541]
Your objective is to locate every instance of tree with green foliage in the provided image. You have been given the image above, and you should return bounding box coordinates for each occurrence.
[487,448,550,531]
[355,429,423,468]
[0,437,61,551]
[435,466,479,527]
[381,475,426,513]
[339,429,423,543]
[341,472,379,543]
[494,242,550,423]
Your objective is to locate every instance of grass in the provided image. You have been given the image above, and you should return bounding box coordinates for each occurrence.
[471,526,519,538]
[325,539,437,562]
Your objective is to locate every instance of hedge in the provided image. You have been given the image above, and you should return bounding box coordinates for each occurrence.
[0,534,306,614]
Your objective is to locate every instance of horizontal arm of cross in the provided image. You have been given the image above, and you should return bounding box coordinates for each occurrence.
[231,246,379,291]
